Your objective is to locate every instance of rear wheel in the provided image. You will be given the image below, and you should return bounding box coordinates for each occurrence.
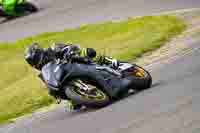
[65,78,111,108]
[125,64,152,91]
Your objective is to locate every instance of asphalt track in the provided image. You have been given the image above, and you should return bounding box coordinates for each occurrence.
[1,0,200,133]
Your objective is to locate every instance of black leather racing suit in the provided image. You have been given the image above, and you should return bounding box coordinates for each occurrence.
[44,43,119,68]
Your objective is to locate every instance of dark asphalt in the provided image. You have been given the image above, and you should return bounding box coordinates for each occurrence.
[0,0,200,42]
[1,0,200,133]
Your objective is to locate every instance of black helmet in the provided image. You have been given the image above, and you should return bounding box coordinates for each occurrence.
[86,48,96,58]
[24,43,45,70]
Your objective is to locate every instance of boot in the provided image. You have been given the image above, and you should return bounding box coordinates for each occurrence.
[96,55,119,69]
[65,100,82,111]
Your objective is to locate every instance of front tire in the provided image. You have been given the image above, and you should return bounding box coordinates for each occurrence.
[65,78,111,108]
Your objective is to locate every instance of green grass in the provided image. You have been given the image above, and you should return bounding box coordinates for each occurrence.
[0,15,186,124]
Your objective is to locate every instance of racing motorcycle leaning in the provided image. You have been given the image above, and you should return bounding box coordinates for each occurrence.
[39,57,152,108]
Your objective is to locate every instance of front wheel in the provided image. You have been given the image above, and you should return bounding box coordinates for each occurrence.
[65,78,111,108]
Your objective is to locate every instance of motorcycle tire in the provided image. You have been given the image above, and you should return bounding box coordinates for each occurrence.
[126,64,152,91]
[65,78,111,108]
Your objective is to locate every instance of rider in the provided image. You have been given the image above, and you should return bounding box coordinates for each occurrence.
[0,0,25,17]
[24,42,119,110]
[24,43,119,70]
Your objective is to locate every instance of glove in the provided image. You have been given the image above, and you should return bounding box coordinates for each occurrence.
[111,59,119,69]
[104,57,119,69]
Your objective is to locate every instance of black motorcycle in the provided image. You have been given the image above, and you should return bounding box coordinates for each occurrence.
[39,59,152,108]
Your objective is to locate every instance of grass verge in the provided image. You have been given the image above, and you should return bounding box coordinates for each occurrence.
[0,15,186,124]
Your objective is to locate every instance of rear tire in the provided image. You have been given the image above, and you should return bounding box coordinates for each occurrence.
[126,64,152,91]
[136,65,152,90]
[65,78,111,108]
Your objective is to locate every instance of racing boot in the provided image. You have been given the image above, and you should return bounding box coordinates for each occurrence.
[65,100,83,111]
[96,55,120,69]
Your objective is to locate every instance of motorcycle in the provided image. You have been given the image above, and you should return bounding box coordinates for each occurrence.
[0,0,38,19]
[39,58,152,108]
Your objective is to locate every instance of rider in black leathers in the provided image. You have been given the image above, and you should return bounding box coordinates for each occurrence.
[25,43,119,70]
[24,42,119,110]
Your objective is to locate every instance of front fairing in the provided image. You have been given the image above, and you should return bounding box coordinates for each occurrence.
[41,62,63,88]
[41,62,101,88]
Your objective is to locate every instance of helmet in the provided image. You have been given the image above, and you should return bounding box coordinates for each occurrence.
[24,43,45,70]
[86,48,96,58]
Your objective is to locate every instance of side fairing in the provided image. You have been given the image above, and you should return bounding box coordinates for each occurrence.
[41,62,63,88]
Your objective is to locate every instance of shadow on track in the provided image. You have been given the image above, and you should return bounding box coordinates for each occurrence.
[65,81,164,115]
[113,81,163,102]
[0,18,15,24]
[67,81,163,116]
